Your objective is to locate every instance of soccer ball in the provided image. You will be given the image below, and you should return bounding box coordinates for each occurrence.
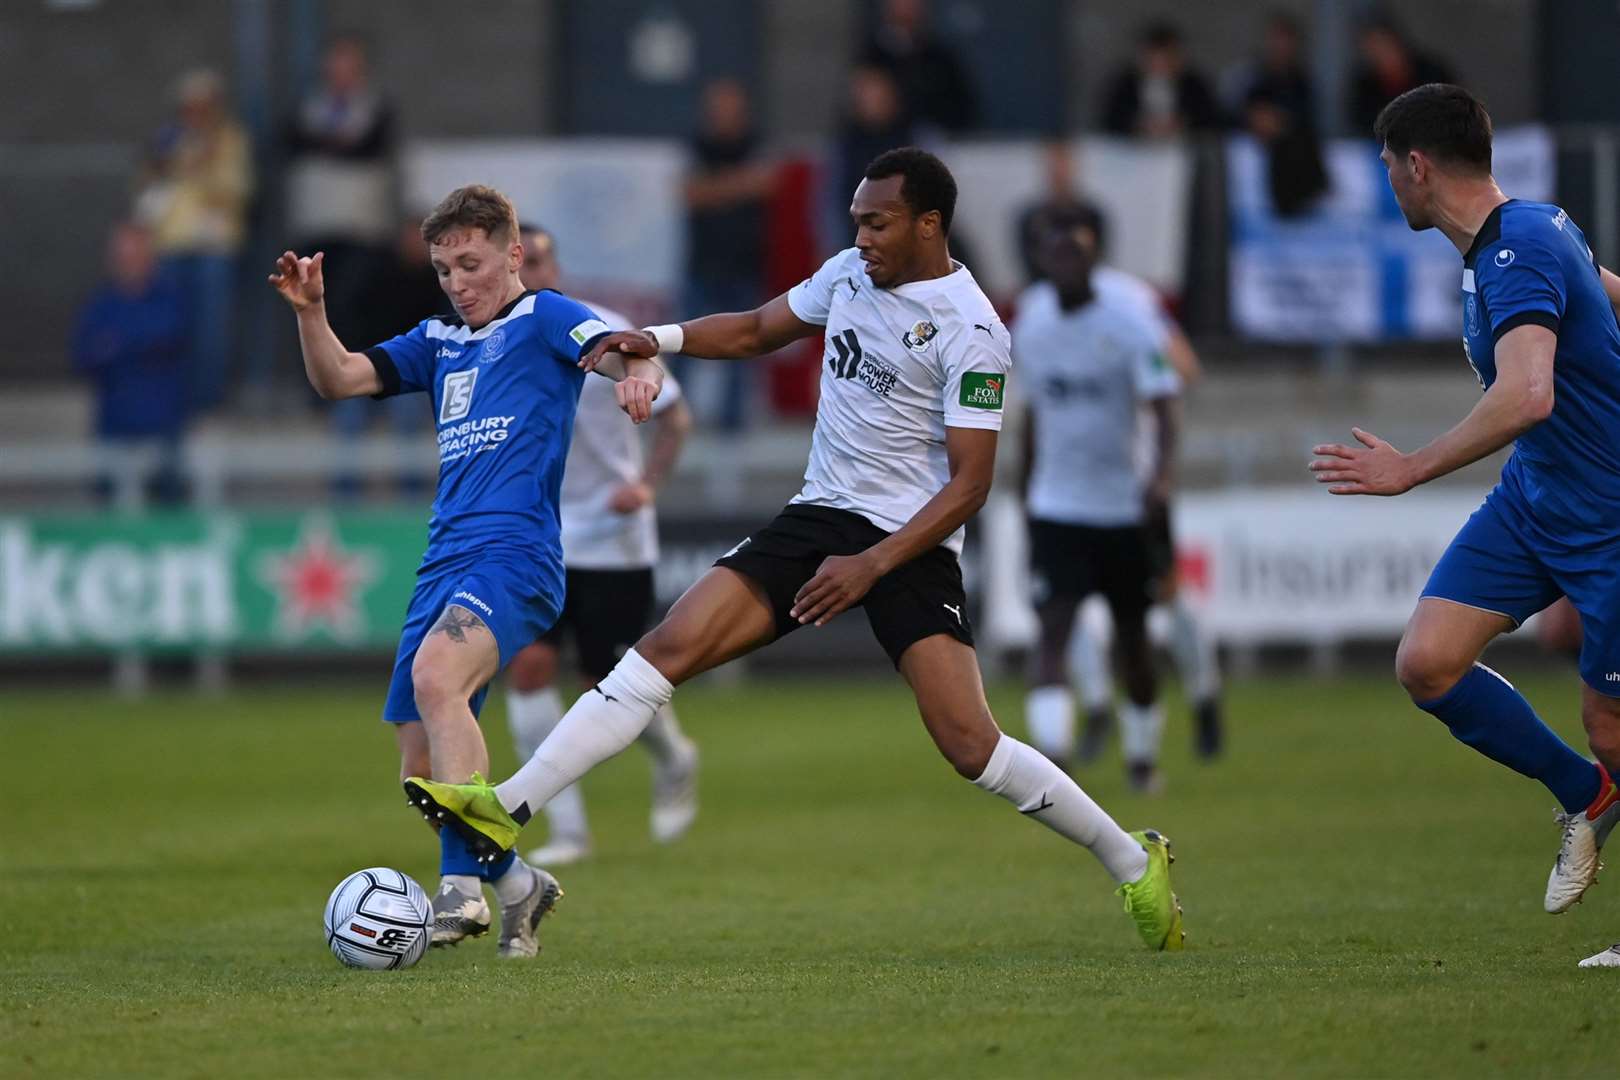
[322,867,432,970]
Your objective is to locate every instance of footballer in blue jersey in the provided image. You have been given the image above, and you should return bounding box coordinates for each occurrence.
[269,184,664,957]
[1310,86,1620,940]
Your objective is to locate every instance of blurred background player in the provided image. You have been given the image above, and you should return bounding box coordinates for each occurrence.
[1046,204,1225,762]
[1309,85,1620,963]
[1014,205,1182,793]
[406,149,1186,952]
[504,223,699,867]
[270,184,664,959]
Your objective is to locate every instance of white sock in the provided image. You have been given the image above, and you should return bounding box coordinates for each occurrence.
[637,702,687,767]
[1120,701,1166,764]
[507,686,565,760]
[1023,685,1075,761]
[542,783,590,843]
[973,733,1148,883]
[1068,618,1115,712]
[490,856,536,906]
[1168,598,1221,704]
[496,648,674,823]
[441,873,480,896]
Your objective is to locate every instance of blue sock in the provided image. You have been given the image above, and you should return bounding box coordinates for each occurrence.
[439,827,485,878]
[481,850,516,882]
[1416,663,1600,813]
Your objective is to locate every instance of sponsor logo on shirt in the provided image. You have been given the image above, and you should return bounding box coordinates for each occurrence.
[452,589,493,616]
[479,329,506,364]
[1495,248,1516,268]
[437,415,515,463]
[827,327,899,398]
[902,320,939,351]
[1553,209,1568,231]
[436,347,462,360]
[568,318,611,346]
[959,371,1005,410]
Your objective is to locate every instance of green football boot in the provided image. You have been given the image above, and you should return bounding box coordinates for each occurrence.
[1117,829,1186,951]
[403,773,520,864]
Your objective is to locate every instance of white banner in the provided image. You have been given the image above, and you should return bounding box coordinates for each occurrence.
[1228,126,1555,342]
[940,137,1194,300]
[980,487,1495,649]
[403,138,689,301]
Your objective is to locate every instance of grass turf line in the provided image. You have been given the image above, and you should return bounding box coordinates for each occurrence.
[2,673,1615,1078]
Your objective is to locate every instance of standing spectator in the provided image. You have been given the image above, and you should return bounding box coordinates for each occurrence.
[136,68,253,416]
[329,217,442,498]
[284,33,397,345]
[1101,23,1220,138]
[72,223,189,504]
[835,65,916,222]
[681,78,773,433]
[860,0,977,133]
[1347,15,1454,136]
[1232,13,1327,217]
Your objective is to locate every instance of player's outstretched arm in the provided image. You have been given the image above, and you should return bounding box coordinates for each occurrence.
[790,427,997,627]
[267,250,381,399]
[1309,324,1556,495]
[581,293,818,371]
[1601,266,1620,320]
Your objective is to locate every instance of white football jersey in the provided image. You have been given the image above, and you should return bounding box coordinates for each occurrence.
[786,247,1012,554]
[1013,279,1179,527]
[559,301,684,570]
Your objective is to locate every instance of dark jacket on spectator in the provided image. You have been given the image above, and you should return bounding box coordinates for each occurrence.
[72,277,187,439]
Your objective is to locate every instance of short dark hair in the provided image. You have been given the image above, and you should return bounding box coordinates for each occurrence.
[1373,83,1493,174]
[863,147,957,234]
[1049,201,1109,255]
[421,184,520,247]
[1142,21,1182,50]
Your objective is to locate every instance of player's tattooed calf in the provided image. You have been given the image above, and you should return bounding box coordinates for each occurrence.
[429,604,487,644]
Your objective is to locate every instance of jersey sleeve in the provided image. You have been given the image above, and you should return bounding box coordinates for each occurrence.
[1130,319,1181,401]
[363,321,435,398]
[943,320,1014,431]
[1477,239,1567,343]
[786,250,854,326]
[531,291,614,363]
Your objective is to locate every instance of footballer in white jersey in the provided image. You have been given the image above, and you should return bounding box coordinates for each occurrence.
[1014,207,1180,793]
[502,224,700,867]
[434,148,1186,953]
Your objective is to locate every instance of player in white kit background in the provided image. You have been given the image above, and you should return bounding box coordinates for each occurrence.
[1013,205,1182,793]
[504,224,699,867]
[405,148,1186,951]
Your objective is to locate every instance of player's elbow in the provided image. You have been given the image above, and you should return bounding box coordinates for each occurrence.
[957,472,993,513]
[1518,382,1554,425]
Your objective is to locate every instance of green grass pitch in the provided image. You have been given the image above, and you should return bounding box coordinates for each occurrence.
[3,670,1617,1077]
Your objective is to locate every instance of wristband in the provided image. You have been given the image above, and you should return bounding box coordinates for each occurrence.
[642,324,685,356]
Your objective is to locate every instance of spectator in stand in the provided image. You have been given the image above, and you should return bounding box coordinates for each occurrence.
[1233,13,1327,217]
[681,78,773,433]
[284,33,398,346]
[135,68,253,416]
[860,0,977,134]
[1016,141,1091,285]
[1101,22,1220,139]
[330,217,443,499]
[836,65,916,223]
[72,222,189,504]
[1347,15,1454,136]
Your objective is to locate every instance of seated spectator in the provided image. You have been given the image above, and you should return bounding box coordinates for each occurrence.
[681,78,773,434]
[836,65,916,218]
[285,33,397,345]
[1348,15,1454,136]
[1225,12,1316,126]
[860,0,977,133]
[1016,142,1091,285]
[1101,22,1220,138]
[135,68,253,416]
[1233,14,1327,217]
[329,217,443,499]
[72,223,188,504]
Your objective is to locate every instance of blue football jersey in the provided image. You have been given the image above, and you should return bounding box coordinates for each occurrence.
[1461,200,1620,543]
[364,289,610,572]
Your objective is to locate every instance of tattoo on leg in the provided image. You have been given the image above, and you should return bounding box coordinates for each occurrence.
[429,604,488,645]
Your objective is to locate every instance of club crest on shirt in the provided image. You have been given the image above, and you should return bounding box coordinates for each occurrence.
[479,329,506,364]
[1465,295,1481,337]
[902,320,939,351]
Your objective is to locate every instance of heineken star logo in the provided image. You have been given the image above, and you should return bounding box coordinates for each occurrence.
[256,517,381,642]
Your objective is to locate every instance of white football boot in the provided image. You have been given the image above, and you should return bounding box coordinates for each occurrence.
[1545,786,1620,913]
[1577,943,1620,968]
[650,736,700,844]
[496,866,563,960]
[429,878,491,947]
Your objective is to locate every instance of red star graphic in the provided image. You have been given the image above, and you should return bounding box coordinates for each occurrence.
[257,519,380,642]
[1175,545,1212,597]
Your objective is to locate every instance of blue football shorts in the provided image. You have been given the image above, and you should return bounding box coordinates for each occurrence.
[1422,486,1620,695]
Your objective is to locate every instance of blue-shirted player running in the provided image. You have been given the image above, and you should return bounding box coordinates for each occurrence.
[268,185,664,959]
[1310,86,1620,963]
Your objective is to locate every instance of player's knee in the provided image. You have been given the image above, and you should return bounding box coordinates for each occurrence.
[934,713,1000,779]
[1395,634,1467,702]
[635,620,701,678]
